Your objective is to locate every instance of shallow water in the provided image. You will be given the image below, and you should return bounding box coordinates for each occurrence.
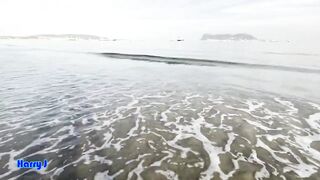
[0,48,320,180]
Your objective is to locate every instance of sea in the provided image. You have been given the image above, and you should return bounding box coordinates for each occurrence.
[0,39,319,179]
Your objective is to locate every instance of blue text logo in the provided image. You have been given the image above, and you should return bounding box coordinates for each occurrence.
[17,159,48,170]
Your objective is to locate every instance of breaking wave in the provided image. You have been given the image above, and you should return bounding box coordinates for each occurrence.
[99,52,320,74]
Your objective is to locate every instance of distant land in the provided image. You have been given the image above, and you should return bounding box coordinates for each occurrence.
[201,33,258,41]
[0,34,109,41]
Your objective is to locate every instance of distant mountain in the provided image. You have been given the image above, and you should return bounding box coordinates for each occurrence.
[0,34,109,41]
[201,33,257,41]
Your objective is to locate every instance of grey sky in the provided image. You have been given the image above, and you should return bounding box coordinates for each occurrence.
[0,0,319,42]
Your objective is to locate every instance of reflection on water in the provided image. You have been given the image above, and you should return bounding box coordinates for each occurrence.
[0,48,319,179]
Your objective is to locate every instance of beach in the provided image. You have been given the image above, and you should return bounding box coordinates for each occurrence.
[0,43,319,179]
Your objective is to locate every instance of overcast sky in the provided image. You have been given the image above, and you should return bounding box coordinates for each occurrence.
[0,0,319,42]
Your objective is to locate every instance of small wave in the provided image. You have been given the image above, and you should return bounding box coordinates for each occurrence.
[264,51,319,57]
[98,52,320,74]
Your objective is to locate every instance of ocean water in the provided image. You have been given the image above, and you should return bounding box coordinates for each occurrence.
[1,39,320,69]
[0,42,320,179]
